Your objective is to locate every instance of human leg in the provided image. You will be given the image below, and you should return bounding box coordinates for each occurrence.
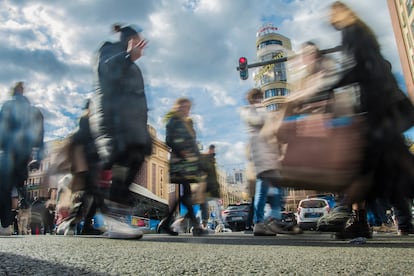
[253,178,275,236]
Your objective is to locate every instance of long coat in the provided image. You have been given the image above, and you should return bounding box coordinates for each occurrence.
[0,94,44,227]
[89,41,152,166]
[165,114,200,184]
[239,105,282,177]
[336,21,414,201]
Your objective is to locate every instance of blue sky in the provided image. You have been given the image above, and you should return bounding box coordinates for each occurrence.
[0,0,410,171]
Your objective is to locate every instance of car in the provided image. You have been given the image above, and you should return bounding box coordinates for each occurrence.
[222,203,250,231]
[281,211,297,225]
[296,198,330,230]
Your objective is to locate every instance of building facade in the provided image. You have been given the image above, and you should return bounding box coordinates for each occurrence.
[388,0,414,99]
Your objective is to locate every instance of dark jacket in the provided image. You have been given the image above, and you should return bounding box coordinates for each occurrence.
[166,114,200,183]
[337,22,414,133]
[89,41,152,166]
[0,94,44,163]
[200,153,220,198]
[0,94,44,194]
[336,21,414,201]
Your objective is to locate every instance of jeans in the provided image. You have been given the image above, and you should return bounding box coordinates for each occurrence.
[253,178,283,223]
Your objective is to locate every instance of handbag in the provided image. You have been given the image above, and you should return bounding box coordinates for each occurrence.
[191,180,207,205]
[169,153,201,184]
[268,83,366,192]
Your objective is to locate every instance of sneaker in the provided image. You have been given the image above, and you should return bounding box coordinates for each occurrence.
[157,218,179,236]
[266,218,303,235]
[55,218,77,236]
[317,205,352,232]
[80,224,104,235]
[372,223,397,233]
[192,226,209,236]
[253,222,276,236]
[0,225,13,236]
[100,214,143,239]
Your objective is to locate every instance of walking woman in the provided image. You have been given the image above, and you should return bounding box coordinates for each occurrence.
[157,97,207,236]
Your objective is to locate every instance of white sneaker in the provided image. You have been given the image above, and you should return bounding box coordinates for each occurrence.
[55,219,77,236]
[100,214,143,239]
[0,225,13,236]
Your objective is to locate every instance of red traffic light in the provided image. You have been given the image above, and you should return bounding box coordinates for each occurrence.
[238,57,248,80]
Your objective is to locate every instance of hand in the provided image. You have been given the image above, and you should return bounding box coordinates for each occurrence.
[127,38,148,61]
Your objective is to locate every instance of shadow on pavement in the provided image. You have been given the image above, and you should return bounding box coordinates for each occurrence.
[0,252,110,276]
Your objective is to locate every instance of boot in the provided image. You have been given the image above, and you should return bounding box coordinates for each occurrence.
[336,209,373,240]
[157,218,179,236]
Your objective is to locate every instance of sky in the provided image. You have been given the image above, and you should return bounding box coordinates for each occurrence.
[0,0,410,172]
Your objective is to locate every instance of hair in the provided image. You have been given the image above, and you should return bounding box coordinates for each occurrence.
[11,81,24,96]
[246,88,263,104]
[173,97,192,111]
[301,41,322,59]
[112,23,139,45]
[209,144,215,150]
[112,24,122,33]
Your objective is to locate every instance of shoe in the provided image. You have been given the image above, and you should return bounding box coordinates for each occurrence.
[157,219,178,236]
[317,205,352,232]
[335,210,372,240]
[192,226,209,236]
[253,222,276,236]
[398,228,414,236]
[0,225,13,236]
[55,218,77,236]
[100,214,143,239]
[372,223,397,233]
[266,218,303,235]
[80,224,104,235]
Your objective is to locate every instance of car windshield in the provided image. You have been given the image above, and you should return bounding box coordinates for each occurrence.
[300,200,326,208]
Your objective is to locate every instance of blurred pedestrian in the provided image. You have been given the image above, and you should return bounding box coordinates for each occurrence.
[88,23,153,239]
[240,88,301,236]
[329,1,414,239]
[157,97,208,236]
[0,81,44,235]
[199,144,221,229]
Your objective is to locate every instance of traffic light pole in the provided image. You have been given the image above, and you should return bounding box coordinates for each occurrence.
[236,46,342,71]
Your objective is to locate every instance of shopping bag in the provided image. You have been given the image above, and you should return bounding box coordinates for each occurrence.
[265,83,366,192]
[191,181,207,205]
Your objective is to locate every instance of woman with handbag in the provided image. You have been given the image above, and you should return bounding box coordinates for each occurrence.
[157,97,208,236]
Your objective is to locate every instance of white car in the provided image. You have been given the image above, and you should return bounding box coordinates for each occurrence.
[296,198,330,230]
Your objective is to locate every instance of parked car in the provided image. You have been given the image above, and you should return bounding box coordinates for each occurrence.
[281,211,297,225]
[296,198,330,230]
[223,203,250,231]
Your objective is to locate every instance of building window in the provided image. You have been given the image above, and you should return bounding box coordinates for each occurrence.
[152,163,156,194]
[264,88,289,99]
[266,103,280,111]
[257,39,283,50]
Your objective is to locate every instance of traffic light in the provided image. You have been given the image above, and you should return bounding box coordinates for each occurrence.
[238,57,248,80]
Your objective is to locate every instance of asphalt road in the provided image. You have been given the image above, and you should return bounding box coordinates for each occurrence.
[1,232,414,275]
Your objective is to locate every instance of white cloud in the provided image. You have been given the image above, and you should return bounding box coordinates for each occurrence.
[0,0,406,171]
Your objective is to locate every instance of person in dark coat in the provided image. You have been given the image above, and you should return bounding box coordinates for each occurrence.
[88,24,153,239]
[90,23,152,205]
[0,82,44,234]
[329,1,414,239]
[157,97,207,236]
[199,144,220,229]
